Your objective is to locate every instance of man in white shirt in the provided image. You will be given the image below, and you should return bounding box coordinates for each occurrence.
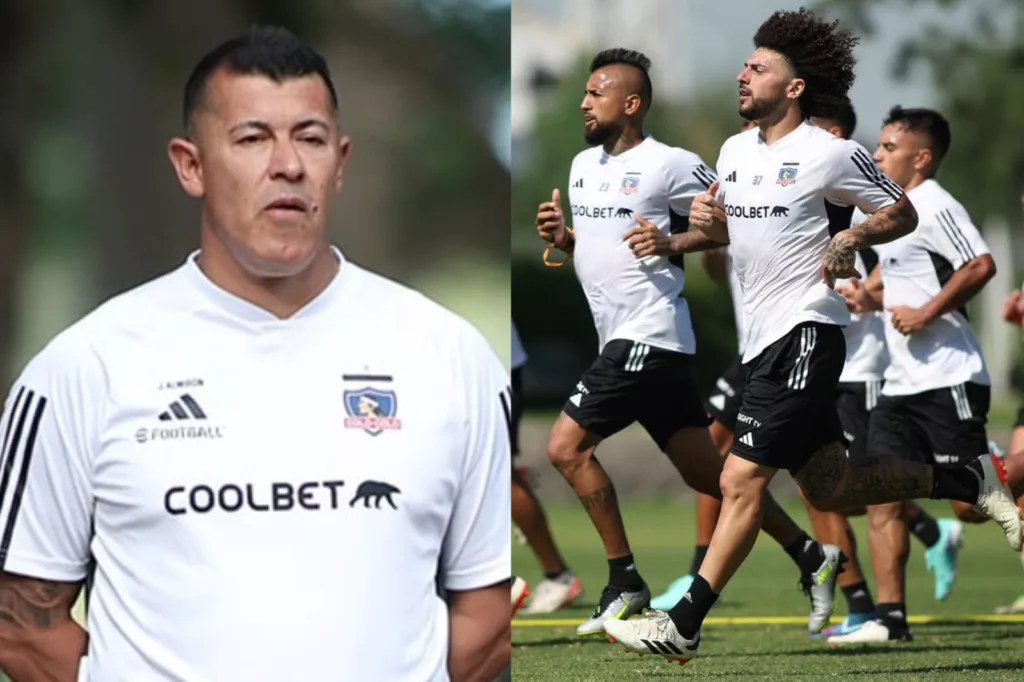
[509,322,582,614]
[537,48,845,638]
[0,27,510,682]
[605,9,1021,665]
[828,107,997,643]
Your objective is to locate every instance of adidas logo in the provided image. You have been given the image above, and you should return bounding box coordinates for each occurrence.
[640,638,685,656]
[159,394,207,421]
[572,178,583,188]
[725,171,737,182]
[738,432,754,447]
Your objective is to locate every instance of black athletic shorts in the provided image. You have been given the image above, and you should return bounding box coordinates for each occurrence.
[564,339,711,451]
[731,322,847,473]
[864,382,990,467]
[836,380,883,461]
[511,367,523,456]
[704,354,749,431]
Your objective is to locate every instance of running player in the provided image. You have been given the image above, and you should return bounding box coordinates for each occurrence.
[510,321,583,613]
[537,47,844,638]
[604,10,1020,665]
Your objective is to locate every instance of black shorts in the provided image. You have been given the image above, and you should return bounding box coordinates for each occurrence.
[731,322,847,473]
[865,382,990,467]
[836,380,883,461]
[564,339,711,451]
[704,355,748,431]
[511,367,523,456]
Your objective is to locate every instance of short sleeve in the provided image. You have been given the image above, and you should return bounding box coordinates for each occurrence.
[0,335,100,581]
[825,140,904,213]
[665,149,716,217]
[920,199,990,270]
[441,329,511,592]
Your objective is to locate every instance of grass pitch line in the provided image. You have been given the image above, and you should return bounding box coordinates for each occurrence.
[513,614,1024,627]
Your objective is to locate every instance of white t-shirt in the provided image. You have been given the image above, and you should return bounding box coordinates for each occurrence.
[0,250,511,682]
[723,248,747,355]
[568,136,715,353]
[715,122,902,362]
[511,321,527,370]
[835,209,888,382]
[875,179,991,395]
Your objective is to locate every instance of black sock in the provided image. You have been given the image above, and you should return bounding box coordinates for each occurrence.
[931,460,983,503]
[544,569,568,581]
[689,545,709,576]
[783,531,825,576]
[876,601,908,629]
[841,581,875,614]
[909,513,940,548]
[667,575,718,639]
[608,554,643,591]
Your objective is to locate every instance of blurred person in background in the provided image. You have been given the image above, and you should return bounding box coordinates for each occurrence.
[510,320,583,614]
[0,26,510,682]
[536,47,844,639]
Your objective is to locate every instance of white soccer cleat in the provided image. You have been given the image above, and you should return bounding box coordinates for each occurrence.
[802,544,845,634]
[602,609,699,665]
[511,576,529,618]
[522,573,583,614]
[576,584,650,636]
[972,454,1023,552]
[826,619,912,644]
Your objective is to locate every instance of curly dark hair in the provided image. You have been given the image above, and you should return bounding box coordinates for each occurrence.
[590,48,653,111]
[753,8,859,118]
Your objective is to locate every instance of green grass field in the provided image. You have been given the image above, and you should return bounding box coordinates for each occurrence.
[512,499,1024,680]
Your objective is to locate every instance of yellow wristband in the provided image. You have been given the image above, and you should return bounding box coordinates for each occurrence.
[542,228,574,267]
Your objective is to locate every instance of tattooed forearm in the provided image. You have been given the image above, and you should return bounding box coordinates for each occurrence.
[0,573,86,681]
[796,441,933,511]
[672,228,726,254]
[824,237,857,274]
[579,483,618,512]
[849,194,919,247]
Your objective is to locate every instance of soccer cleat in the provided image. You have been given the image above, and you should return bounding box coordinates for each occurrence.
[826,619,912,644]
[602,609,699,665]
[972,454,1023,551]
[989,440,1006,459]
[511,576,529,619]
[924,518,964,601]
[650,574,695,611]
[994,594,1024,614]
[812,611,876,638]
[575,583,650,636]
[522,573,584,614]
[801,543,846,634]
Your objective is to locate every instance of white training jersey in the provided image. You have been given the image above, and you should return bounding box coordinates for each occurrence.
[715,121,902,362]
[723,248,747,355]
[0,249,511,682]
[875,179,991,395]
[567,135,715,353]
[836,207,888,382]
[511,320,527,370]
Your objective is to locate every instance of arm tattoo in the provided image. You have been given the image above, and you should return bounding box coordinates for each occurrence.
[0,575,79,630]
[578,483,617,512]
[824,238,857,273]
[852,196,918,247]
[796,441,932,508]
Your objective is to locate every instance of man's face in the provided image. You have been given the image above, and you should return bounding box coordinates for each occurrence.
[736,48,799,121]
[873,123,926,189]
[580,67,633,146]
[172,70,350,277]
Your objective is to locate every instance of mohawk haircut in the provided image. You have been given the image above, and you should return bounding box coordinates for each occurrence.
[182,25,339,132]
[883,105,951,171]
[590,48,654,112]
[816,96,857,140]
[753,8,858,118]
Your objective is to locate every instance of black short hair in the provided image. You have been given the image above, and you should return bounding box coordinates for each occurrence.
[753,8,859,118]
[590,48,653,112]
[182,25,339,131]
[883,105,951,170]
[816,96,857,139]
